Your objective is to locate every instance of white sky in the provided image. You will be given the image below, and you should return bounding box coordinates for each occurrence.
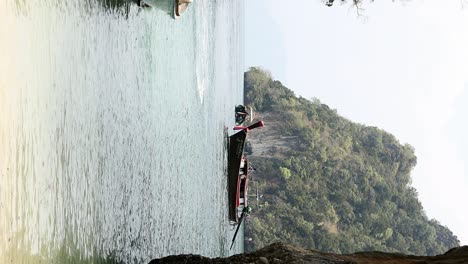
[246,0,468,245]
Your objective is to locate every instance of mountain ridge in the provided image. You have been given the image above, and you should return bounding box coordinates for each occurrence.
[242,67,460,255]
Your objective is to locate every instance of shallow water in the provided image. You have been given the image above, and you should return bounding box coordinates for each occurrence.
[0,0,244,263]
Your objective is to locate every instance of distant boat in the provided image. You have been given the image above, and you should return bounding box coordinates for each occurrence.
[138,0,192,19]
[174,0,192,19]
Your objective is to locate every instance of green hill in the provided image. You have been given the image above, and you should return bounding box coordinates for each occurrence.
[243,67,459,255]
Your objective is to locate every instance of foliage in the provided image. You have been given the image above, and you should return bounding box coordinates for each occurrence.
[243,67,459,255]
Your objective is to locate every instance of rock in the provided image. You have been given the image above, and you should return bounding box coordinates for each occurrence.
[147,242,468,264]
[272,258,282,264]
[148,254,211,264]
[443,246,468,257]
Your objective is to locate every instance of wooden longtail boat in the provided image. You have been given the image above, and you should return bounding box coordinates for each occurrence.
[228,130,247,224]
[227,120,264,225]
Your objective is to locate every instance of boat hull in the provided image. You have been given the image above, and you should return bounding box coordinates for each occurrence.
[228,130,247,224]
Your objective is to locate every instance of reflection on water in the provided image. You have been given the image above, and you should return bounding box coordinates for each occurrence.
[0,0,244,263]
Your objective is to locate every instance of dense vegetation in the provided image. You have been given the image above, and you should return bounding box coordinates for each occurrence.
[243,67,459,255]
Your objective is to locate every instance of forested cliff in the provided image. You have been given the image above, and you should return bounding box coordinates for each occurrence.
[243,67,459,255]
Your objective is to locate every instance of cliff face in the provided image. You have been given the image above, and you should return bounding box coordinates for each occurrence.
[148,243,468,264]
[242,68,460,255]
[246,112,295,159]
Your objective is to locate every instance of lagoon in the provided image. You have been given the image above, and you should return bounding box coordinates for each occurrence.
[0,0,244,263]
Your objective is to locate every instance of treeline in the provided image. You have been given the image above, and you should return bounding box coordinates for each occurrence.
[243,67,459,255]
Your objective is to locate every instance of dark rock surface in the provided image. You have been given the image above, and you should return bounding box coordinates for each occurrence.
[148,243,468,264]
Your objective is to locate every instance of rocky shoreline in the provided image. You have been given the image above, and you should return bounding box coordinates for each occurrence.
[148,242,468,264]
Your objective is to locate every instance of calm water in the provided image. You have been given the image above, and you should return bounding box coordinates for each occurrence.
[0,0,244,263]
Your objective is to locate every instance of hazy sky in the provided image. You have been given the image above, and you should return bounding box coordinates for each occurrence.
[246,0,468,245]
